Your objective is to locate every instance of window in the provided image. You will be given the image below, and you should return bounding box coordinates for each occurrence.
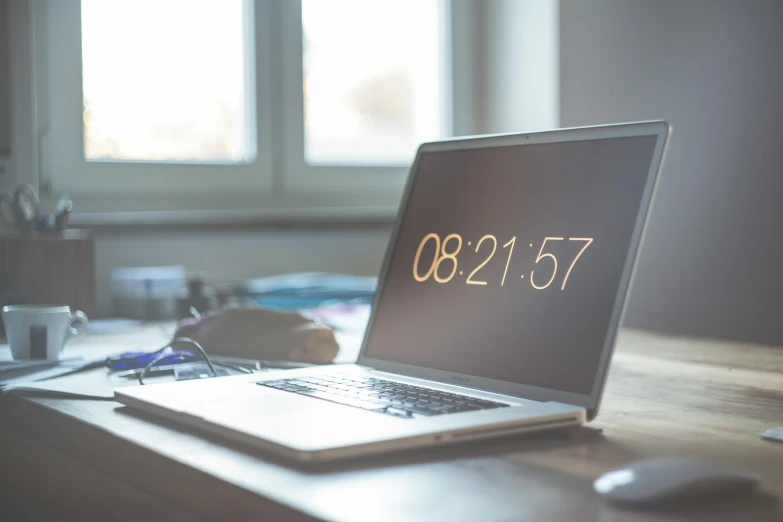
[34,0,459,213]
[81,0,251,163]
[301,0,445,165]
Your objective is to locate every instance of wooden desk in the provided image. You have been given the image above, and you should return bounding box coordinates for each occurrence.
[1,329,782,521]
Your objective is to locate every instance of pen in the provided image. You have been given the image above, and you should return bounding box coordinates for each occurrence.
[115,367,176,379]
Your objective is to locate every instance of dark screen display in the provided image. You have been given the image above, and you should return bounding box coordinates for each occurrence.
[364,136,658,395]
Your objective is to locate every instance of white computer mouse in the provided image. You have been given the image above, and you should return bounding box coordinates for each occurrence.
[594,457,761,506]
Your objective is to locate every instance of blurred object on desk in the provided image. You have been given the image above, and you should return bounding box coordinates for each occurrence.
[239,272,377,311]
[175,307,340,364]
[111,265,186,320]
[0,230,95,335]
[176,272,218,319]
[86,317,142,334]
[760,427,783,442]
[302,301,371,333]
[231,273,375,364]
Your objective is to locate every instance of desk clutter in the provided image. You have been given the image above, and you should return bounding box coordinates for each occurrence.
[0,184,72,235]
[110,268,376,321]
[0,272,373,399]
[0,312,335,399]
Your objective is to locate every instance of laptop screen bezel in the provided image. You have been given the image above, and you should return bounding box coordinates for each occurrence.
[357,121,670,418]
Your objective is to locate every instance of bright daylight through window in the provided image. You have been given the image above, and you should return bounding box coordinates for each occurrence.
[301,0,445,166]
[79,0,447,170]
[81,0,249,163]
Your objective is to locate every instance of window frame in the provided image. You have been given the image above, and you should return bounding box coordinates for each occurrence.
[32,0,467,214]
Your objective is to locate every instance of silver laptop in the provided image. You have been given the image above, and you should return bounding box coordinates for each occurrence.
[116,121,669,463]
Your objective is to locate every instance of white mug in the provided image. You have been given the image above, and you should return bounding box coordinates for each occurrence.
[1,305,89,360]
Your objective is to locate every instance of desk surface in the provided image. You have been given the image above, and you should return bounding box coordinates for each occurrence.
[1,328,782,521]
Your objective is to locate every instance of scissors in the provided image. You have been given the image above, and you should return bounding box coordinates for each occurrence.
[0,184,39,233]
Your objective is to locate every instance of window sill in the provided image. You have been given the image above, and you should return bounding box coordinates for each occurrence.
[69,206,397,234]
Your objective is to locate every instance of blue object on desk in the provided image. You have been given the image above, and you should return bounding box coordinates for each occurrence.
[107,337,217,385]
[105,347,198,371]
[240,272,377,311]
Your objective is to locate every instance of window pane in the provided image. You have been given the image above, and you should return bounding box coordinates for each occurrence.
[302,0,446,166]
[81,0,250,162]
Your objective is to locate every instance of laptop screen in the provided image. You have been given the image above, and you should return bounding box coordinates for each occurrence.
[363,135,659,395]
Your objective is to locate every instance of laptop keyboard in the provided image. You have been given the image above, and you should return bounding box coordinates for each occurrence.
[258,374,509,419]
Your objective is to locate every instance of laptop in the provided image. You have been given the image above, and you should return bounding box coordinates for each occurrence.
[116,121,670,463]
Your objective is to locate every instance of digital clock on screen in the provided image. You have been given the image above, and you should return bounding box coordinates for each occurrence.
[412,233,594,290]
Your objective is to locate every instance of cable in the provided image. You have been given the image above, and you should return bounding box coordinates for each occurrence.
[138,337,216,385]
[172,337,216,375]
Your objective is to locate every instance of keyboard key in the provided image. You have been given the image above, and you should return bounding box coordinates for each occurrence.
[384,407,412,418]
[408,407,439,417]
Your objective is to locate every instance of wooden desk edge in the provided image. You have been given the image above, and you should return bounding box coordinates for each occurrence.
[0,393,321,522]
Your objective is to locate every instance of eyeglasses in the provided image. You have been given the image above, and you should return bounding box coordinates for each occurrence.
[106,337,311,384]
[106,337,222,384]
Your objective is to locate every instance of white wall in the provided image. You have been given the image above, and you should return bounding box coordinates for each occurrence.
[559,0,783,345]
[475,0,559,133]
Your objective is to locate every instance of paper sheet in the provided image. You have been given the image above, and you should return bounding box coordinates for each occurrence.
[7,367,143,399]
[0,341,131,389]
